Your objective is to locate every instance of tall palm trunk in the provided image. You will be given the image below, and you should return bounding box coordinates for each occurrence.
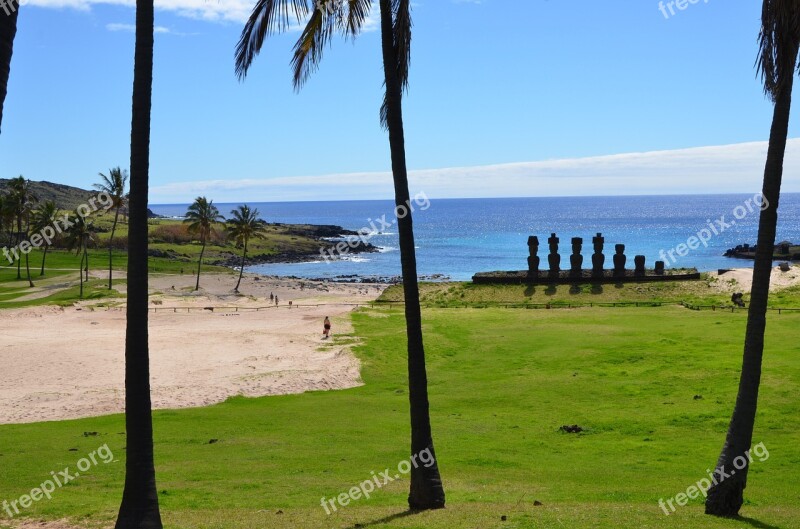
[23,215,33,287]
[378,0,445,511]
[115,0,162,526]
[195,240,206,291]
[234,239,247,292]
[84,245,89,281]
[40,243,48,275]
[24,248,33,287]
[108,206,120,289]
[705,56,795,517]
[0,6,18,135]
[15,215,21,278]
[78,247,85,299]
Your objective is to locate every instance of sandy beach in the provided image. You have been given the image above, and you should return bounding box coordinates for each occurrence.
[712,264,800,292]
[0,273,386,425]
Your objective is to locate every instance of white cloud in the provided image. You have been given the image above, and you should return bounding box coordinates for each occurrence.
[29,0,380,27]
[106,22,171,33]
[149,139,800,203]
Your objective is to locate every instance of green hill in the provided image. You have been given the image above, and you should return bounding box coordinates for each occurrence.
[0,178,97,211]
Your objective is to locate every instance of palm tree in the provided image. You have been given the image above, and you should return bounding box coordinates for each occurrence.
[94,167,129,289]
[0,3,18,135]
[184,196,224,291]
[705,2,800,517]
[114,0,163,527]
[8,175,37,286]
[64,212,95,299]
[226,205,268,292]
[236,0,445,510]
[32,200,58,276]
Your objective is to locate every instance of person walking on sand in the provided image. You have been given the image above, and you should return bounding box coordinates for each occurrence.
[323,317,331,339]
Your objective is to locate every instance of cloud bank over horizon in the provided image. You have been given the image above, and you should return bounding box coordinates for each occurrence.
[148,139,800,204]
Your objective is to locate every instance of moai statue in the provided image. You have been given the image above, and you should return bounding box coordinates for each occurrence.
[548,233,561,277]
[592,232,605,277]
[655,260,665,275]
[570,237,583,276]
[634,255,646,276]
[527,236,540,277]
[613,244,626,277]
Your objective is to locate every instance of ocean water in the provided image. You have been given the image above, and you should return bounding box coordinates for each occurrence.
[150,194,800,282]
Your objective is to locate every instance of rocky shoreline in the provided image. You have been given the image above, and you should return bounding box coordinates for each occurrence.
[212,223,381,268]
[724,241,800,261]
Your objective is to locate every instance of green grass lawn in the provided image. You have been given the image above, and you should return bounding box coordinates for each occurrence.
[1,305,798,528]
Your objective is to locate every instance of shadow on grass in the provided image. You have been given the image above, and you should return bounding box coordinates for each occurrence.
[344,510,415,529]
[734,516,783,529]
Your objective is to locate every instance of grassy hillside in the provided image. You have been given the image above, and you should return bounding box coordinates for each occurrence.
[0,179,101,211]
[0,306,797,529]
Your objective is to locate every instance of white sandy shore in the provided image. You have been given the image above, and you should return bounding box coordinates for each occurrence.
[712,264,800,292]
[0,273,386,425]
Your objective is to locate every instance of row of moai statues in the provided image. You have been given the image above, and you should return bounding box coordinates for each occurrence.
[528,233,664,278]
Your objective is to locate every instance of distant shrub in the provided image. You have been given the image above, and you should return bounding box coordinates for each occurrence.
[150,224,227,245]
[151,224,193,244]
[107,235,128,250]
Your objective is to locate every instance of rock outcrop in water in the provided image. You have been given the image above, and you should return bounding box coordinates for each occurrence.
[724,241,800,261]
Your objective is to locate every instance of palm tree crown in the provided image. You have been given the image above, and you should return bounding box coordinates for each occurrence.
[184,196,224,244]
[94,167,129,210]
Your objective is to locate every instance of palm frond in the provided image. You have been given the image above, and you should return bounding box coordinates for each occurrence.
[291,8,331,89]
[757,0,800,101]
[343,0,373,39]
[236,0,312,80]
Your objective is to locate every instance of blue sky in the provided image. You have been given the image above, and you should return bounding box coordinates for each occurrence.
[1,0,798,203]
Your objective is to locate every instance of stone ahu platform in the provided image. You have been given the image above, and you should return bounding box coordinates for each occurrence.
[473,232,701,285]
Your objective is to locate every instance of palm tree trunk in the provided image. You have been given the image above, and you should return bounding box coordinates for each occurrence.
[24,247,33,287]
[115,0,162,526]
[84,246,89,281]
[378,0,445,511]
[0,5,18,135]
[705,62,795,517]
[23,215,33,286]
[78,248,85,299]
[235,239,247,292]
[15,216,21,279]
[109,207,120,289]
[195,241,205,291]
[40,244,48,276]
